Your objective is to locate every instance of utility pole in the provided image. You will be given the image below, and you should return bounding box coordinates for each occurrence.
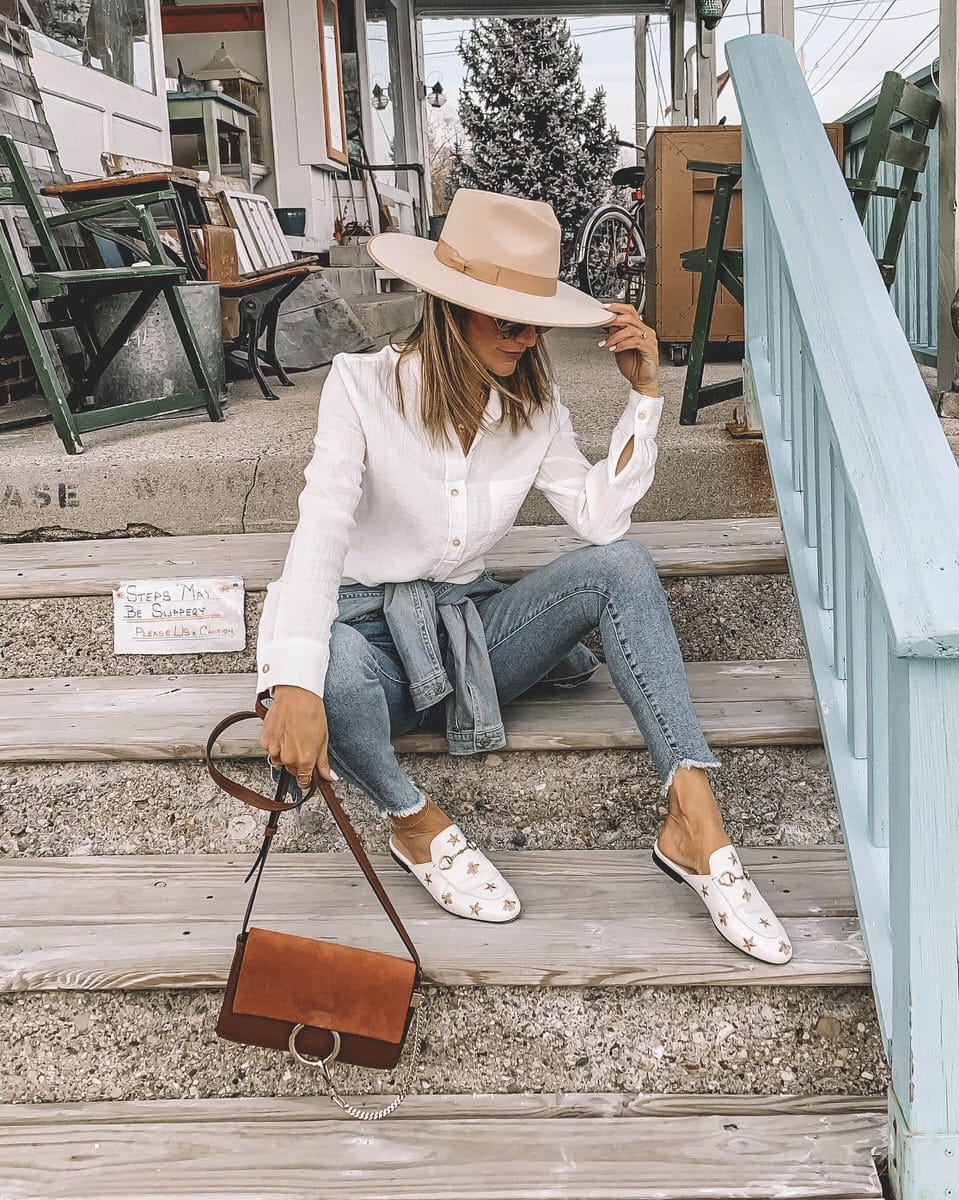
[939,0,959,395]
[760,0,796,43]
[634,14,648,158]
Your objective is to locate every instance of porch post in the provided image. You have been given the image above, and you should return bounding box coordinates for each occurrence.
[634,14,648,155]
[696,20,718,125]
[394,0,430,228]
[669,0,687,126]
[937,0,959,394]
[760,0,795,43]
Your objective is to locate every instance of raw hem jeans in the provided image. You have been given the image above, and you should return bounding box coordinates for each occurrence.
[273,539,720,816]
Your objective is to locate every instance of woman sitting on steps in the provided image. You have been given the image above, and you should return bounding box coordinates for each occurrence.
[257,187,791,965]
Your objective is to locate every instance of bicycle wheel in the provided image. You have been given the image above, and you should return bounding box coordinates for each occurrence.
[577,205,643,305]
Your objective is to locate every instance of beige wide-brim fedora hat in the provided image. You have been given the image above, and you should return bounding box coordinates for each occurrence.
[367,188,615,328]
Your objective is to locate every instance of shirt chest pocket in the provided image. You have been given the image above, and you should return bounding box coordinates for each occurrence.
[485,478,531,535]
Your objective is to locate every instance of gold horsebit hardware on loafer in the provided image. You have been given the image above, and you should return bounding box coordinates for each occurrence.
[438,840,480,871]
[717,869,752,887]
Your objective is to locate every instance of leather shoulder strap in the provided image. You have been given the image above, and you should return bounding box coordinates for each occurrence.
[205,711,420,970]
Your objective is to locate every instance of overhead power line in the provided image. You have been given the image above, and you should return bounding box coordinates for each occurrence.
[810,0,898,96]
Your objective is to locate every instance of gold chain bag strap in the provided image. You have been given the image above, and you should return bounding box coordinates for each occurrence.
[205,707,424,1121]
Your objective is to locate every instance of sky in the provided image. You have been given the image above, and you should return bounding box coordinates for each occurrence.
[421,1,940,151]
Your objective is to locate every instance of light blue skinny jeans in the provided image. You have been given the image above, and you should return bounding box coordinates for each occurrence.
[273,539,719,816]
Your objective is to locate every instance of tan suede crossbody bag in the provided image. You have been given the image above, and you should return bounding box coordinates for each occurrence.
[205,707,424,1121]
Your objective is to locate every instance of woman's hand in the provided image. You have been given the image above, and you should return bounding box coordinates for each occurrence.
[600,303,660,398]
[260,684,334,788]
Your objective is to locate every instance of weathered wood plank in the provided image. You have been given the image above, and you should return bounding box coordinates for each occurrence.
[0,1103,885,1199]
[0,850,869,992]
[1,849,858,924]
[0,661,821,762]
[0,518,787,599]
[0,1092,888,1126]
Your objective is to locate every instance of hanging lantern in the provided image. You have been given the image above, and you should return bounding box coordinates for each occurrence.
[428,80,447,108]
[372,82,391,110]
[697,0,725,30]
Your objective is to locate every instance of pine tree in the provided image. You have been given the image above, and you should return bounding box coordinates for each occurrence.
[450,18,620,269]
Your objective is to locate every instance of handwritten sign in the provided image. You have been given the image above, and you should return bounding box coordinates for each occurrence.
[113,577,246,654]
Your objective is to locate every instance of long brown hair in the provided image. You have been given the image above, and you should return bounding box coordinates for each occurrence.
[394,296,554,446]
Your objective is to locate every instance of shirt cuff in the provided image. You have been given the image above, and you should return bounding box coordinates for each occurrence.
[257,637,328,700]
[627,390,665,440]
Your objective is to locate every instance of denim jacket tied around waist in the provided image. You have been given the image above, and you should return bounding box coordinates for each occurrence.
[336,575,600,755]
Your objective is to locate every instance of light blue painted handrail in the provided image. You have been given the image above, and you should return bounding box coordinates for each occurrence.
[727,35,959,1200]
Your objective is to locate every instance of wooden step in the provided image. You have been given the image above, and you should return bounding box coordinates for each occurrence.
[0,518,786,599]
[0,848,867,992]
[0,660,820,762]
[0,1094,885,1199]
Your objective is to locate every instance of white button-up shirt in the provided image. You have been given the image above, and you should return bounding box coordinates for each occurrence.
[257,344,665,698]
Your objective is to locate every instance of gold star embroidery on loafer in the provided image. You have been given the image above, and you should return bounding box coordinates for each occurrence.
[743,936,756,950]
[718,912,728,926]
[470,902,482,916]
[779,941,791,955]
[467,862,480,875]
[442,891,453,905]
[503,899,517,912]
[448,833,461,847]
[759,917,771,928]
[701,884,709,896]
[485,881,497,892]
[424,873,433,884]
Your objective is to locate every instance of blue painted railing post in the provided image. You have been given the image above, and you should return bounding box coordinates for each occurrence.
[887,656,959,1193]
[727,34,959,1200]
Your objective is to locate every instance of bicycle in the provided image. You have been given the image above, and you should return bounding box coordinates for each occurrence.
[575,139,646,310]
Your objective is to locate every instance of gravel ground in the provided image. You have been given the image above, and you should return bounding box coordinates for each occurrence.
[0,746,838,859]
[1,985,885,1104]
[0,574,803,679]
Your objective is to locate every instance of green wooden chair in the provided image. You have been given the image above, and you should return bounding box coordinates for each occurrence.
[678,160,745,427]
[0,136,223,454]
[846,70,940,290]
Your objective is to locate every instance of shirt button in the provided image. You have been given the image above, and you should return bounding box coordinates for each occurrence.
[451,488,459,496]
[263,664,270,673]
[638,411,647,419]
[452,538,461,547]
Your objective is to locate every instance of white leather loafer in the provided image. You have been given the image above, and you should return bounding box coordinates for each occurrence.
[390,823,521,923]
[652,840,792,965]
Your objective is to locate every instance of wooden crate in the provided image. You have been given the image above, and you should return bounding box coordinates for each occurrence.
[645,124,844,346]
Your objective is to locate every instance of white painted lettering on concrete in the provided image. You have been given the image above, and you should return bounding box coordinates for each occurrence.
[113,577,245,654]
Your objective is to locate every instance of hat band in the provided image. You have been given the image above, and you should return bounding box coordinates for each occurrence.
[434,238,557,298]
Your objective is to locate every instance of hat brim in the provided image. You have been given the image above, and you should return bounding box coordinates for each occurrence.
[367,232,616,328]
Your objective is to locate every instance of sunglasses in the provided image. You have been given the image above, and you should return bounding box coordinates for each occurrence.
[493,318,552,340]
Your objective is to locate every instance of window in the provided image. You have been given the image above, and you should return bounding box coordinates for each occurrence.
[20,0,156,93]
[318,0,348,164]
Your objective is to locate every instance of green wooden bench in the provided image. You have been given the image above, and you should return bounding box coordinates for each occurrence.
[0,136,223,454]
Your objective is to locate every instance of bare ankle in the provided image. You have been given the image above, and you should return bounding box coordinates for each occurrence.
[390,795,454,865]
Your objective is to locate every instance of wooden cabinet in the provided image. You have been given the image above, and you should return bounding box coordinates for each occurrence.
[645,124,844,348]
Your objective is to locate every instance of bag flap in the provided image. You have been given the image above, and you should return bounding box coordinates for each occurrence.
[233,927,417,1044]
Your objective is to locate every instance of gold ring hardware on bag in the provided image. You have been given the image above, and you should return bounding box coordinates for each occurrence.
[288,1024,341,1070]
